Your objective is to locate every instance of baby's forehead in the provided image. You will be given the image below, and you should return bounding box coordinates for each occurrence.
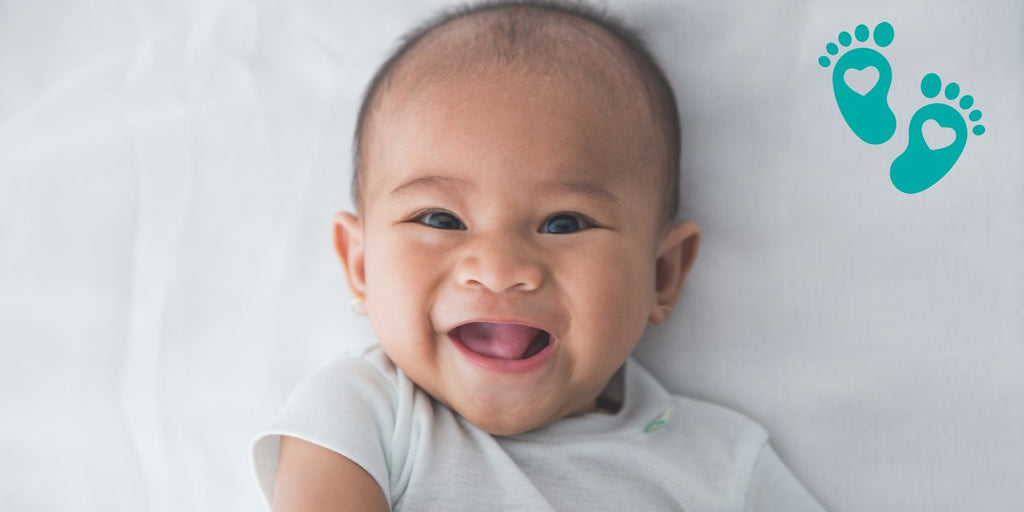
[381,68,658,178]
[381,9,653,122]
[368,18,664,166]
[389,67,642,131]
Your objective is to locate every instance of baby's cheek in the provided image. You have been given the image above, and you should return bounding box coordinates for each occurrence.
[565,243,649,327]
[610,246,653,318]
[362,237,412,310]
[364,244,434,351]
[364,234,447,322]
[367,231,439,279]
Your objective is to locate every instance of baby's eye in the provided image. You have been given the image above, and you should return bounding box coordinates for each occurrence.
[540,213,591,234]
[415,210,465,230]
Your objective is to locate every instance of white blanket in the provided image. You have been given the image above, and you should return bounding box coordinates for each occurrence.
[1,0,1020,510]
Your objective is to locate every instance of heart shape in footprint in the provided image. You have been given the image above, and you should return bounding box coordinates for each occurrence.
[843,67,880,96]
[922,119,957,150]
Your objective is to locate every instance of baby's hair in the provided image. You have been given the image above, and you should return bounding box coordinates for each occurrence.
[351,0,681,229]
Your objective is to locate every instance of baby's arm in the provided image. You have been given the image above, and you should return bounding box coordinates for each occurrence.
[271,435,389,512]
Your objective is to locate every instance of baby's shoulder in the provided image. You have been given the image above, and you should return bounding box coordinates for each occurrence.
[261,344,432,467]
[253,345,423,507]
[288,344,405,406]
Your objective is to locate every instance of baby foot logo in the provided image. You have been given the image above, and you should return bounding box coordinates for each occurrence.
[819,22,896,145]
[891,73,986,193]
[818,22,986,194]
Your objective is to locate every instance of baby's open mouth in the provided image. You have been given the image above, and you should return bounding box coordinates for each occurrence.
[450,322,551,361]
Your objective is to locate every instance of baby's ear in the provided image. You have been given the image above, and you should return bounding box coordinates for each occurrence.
[333,212,367,298]
[651,221,701,322]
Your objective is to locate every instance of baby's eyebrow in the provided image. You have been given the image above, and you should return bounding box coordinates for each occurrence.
[389,174,622,207]
[389,175,469,196]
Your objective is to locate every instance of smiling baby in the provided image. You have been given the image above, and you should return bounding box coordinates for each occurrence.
[252,1,826,510]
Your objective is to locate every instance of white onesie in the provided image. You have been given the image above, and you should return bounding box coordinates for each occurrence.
[251,345,826,511]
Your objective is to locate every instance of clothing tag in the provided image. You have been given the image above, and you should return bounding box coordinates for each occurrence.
[643,405,674,434]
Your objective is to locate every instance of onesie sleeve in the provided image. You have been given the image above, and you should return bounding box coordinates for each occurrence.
[744,443,828,512]
[250,352,398,508]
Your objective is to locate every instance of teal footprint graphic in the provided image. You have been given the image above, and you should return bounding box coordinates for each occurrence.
[819,22,897,145]
[890,73,986,194]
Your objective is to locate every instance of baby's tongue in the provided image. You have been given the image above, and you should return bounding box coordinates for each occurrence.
[456,322,540,360]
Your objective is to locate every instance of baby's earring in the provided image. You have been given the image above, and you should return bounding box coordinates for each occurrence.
[349,296,368,316]
[652,304,672,324]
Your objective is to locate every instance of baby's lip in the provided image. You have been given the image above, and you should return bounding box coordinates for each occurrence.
[446,318,554,338]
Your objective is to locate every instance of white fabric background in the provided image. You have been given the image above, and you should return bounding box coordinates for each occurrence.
[0,0,1020,510]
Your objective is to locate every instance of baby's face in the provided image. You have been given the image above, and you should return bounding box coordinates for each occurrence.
[335,69,699,435]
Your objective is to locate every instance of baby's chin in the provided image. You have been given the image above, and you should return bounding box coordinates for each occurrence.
[460,409,554,437]
[445,394,596,437]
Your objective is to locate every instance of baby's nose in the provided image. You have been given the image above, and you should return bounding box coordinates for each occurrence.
[454,241,544,293]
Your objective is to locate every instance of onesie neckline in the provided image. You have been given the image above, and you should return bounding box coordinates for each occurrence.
[497,356,674,442]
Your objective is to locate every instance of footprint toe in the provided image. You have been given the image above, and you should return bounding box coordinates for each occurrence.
[874,22,894,47]
[921,73,942,98]
[855,24,870,42]
[944,82,960,99]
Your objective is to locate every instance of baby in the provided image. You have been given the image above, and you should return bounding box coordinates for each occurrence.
[253,1,826,510]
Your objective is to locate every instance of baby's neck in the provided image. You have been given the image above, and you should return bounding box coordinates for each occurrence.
[594,365,625,414]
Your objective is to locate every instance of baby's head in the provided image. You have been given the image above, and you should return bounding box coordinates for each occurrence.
[334,0,700,435]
